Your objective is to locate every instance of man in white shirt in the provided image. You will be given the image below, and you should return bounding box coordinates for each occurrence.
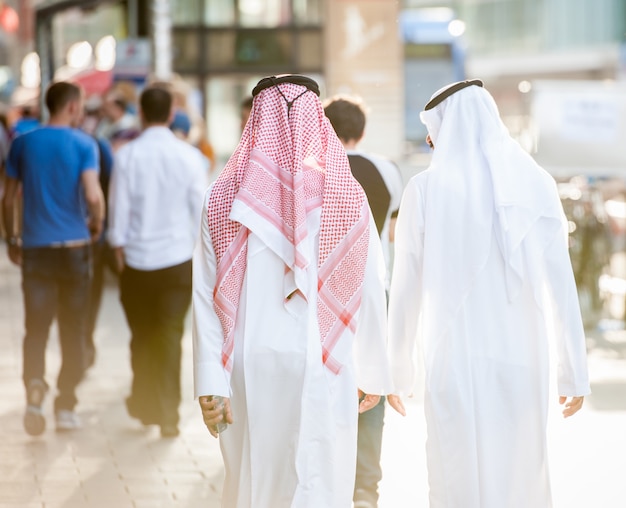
[108,85,208,438]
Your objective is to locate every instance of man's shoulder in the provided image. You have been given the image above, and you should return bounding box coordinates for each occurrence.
[70,128,100,150]
[72,127,96,142]
[36,127,96,146]
[349,151,403,193]
[12,127,95,152]
[171,137,208,169]
[349,151,399,176]
[118,130,205,165]
[407,168,432,190]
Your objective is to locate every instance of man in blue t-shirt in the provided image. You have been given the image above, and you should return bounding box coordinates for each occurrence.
[2,81,105,436]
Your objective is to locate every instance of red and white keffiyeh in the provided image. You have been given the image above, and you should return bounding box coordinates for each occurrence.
[207,81,370,374]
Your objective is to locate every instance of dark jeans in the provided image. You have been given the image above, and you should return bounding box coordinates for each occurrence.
[85,241,117,366]
[354,395,386,507]
[120,260,192,428]
[22,245,92,411]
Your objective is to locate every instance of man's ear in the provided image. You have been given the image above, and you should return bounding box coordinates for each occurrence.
[67,99,79,116]
[68,99,83,124]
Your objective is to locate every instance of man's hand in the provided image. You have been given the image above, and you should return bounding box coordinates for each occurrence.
[88,217,104,242]
[113,247,125,274]
[358,393,381,413]
[199,395,234,438]
[7,243,22,266]
[387,394,406,416]
[559,395,584,418]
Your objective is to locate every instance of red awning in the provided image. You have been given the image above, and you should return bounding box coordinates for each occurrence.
[72,68,113,96]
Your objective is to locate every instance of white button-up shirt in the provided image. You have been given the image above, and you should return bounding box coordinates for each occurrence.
[108,126,209,271]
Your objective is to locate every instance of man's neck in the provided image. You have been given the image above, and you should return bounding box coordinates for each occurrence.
[142,122,169,130]
[342,139,359,151]
[47,115,71,127]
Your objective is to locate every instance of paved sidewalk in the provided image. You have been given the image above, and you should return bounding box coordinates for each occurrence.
[0,253,223,508]
[1,246,626,508]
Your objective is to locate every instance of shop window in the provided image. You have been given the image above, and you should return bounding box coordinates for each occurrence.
[201,29,298,71]
[172,30,201,70]
[205,31,237,69]
[293,0,322,25]
[172,0,201,25]
[297,30,323,69]
[235,30,292,67]
[238,0,290,27]
[204,0,236,26]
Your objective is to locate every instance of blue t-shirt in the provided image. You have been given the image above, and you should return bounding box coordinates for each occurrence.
[6,126,100,248]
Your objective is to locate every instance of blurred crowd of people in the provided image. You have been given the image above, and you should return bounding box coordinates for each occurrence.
[0,76,220,440]
[0,76,217,179]
[558,175,626,324]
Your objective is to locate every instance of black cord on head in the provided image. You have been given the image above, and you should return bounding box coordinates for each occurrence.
[269,76,310,117]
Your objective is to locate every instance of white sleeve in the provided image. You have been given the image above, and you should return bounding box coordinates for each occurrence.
[192,188,231,398]
[188,151,210,236]
[107,150,130,247]
[353,214,394,395]
[543,213,591,397]
[387,178,425,395]
[387,161,404,213]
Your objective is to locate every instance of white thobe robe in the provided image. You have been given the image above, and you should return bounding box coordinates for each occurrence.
[388,172,590,508]
[193,190,392,508]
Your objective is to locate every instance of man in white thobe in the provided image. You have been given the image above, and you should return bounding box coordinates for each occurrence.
[192,75,399,508]
[387,80,591,508]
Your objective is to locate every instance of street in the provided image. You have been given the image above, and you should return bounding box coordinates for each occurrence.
[0,251,625,507]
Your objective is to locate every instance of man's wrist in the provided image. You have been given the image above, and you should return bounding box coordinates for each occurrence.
[7,236,21,247]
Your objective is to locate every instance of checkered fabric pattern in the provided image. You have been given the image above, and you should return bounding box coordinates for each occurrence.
[207,82,369,374]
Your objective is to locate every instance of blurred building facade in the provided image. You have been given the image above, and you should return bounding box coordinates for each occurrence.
[11,1,403,164]
[170,0,404,163]
[405,0,626,125]
[19,0,624,169]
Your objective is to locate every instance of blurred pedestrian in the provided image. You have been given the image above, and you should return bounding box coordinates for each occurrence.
[84,133,115,369]
[107,85,208,438]
[10,104,40,138]
[240,95,253,132]
[0,107,11,165]
[169,109,192,140]
[95,89,139,149]
[192,75,402,507]
[388,80,590,508]
[2,81,104,436]
[324,94,404,508]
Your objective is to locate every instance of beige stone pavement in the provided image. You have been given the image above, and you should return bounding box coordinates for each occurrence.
[1,246,626,508]
[0,252,223,508]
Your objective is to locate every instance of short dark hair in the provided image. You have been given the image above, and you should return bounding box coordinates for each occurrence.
[241,96,254,111]
[140,86,172,124]
[45,81,81,116]
[323,96,367,143]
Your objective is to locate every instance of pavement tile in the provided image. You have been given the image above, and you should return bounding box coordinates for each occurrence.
[38,482,83,497]
[0,480,41,504]
[132,500,181,508]
[0,504,44,508]
[124,482,176,501]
